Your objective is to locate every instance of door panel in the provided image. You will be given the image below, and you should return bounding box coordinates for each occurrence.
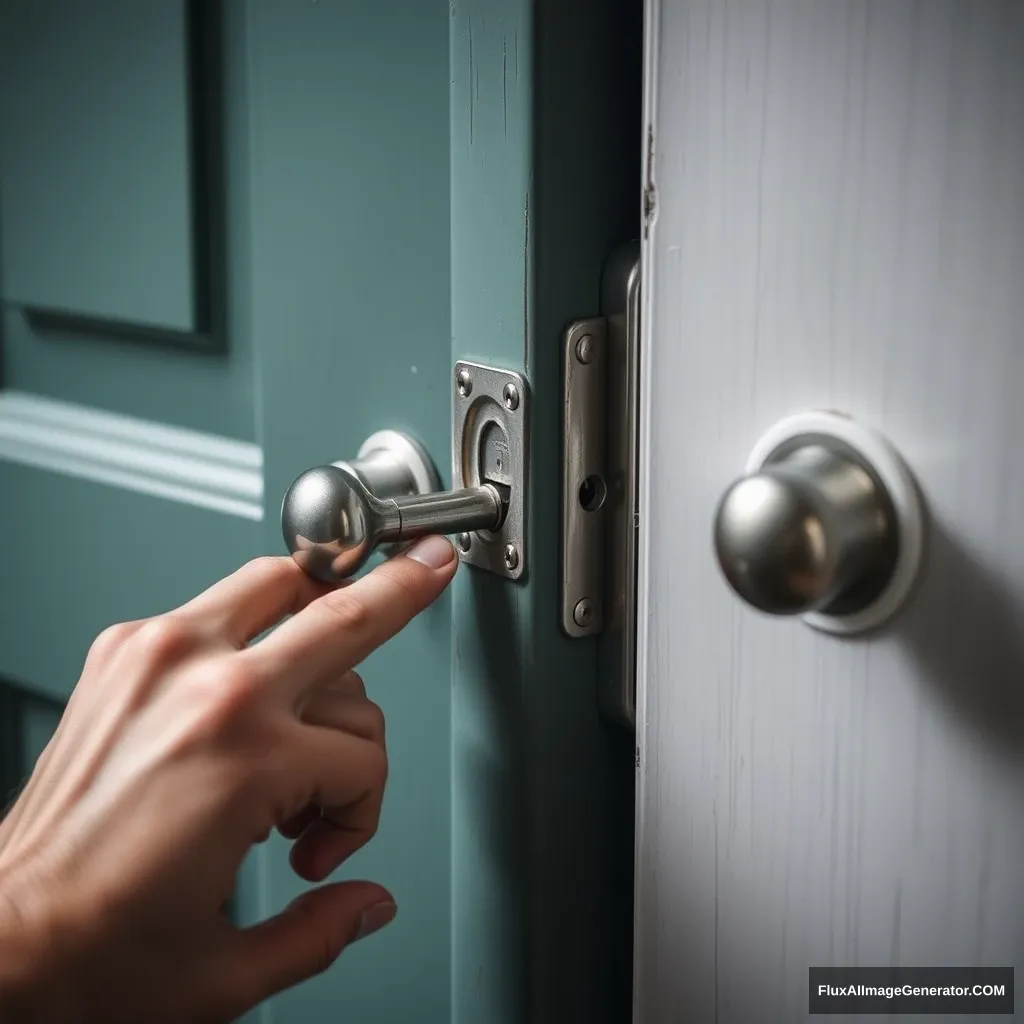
[0,0,254,438]
[637,1,1024,1021]
[0,0,198,331]
[0,460,261,703]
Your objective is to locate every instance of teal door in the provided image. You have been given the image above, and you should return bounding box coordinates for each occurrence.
[0,2,639,1020]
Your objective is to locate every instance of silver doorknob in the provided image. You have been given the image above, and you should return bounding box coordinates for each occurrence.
[714,445,897,616]
[712,411,926,633]
[281,430,504,582]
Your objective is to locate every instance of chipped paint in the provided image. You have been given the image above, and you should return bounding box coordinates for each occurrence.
[643,122,657,237]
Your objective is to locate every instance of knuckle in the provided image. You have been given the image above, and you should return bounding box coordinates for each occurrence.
[247,554,297,584]
[132,615,196,666]
[87,621,136,663]
[319,590,371,634]
[370,561,422,609]
[200,659,262,717]
[179,659,265,744]
[343,669,366,695]
[364,700,386,742]
[311,930,344,977]
[364,741,389,790]
[215,659,263,707]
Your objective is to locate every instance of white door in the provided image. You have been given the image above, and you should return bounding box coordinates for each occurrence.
[636,1,1024,1020]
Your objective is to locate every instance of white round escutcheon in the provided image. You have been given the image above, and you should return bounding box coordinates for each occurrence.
[356,429,441,495]
[744,410,926,636]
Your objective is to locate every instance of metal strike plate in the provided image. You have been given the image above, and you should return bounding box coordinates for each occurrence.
[452,361,529,580]
[561,319,608,636]
[558,242,640,731]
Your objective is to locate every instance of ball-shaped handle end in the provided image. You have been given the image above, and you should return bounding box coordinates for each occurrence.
[714,471,834,615]
[281,464,379,583]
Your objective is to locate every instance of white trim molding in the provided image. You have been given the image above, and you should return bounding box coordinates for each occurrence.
[0,391,264,520]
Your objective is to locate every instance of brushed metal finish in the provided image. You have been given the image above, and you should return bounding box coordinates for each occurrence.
[396,484,503,539]
[714,443,897,617]
[337,428,441,499]
[281,463,501,582]
[282,463,402,581]
[637,3,1024,1022]
[561,316,608,638]
[282,429,502,583]
[559,243,642,731]
[452,360,529,581]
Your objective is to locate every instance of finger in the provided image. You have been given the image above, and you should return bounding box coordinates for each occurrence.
[289,789,385,882]
[321,669,366,698]
[224,882,396,1012]
[288,690,387,880]
[176,557,336,647]
[278,805,320,840]
[275,722,387,825]
[277,680,381,843]
[295,670,366,718]
[299,687,384,744]
[244,536,457,700]
[278,720,385,880]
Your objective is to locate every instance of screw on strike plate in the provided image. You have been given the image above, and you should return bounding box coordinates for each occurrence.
[456,368,473,397]
[457,533,472,553]
[503,544,520,571]
[575,335,595,364]
[502,383,520,411]
[573,598,593,628]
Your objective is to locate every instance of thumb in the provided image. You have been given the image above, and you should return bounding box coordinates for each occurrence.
[229,882,396,1006]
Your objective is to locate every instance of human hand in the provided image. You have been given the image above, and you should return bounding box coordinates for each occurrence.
[0,535,458,1024]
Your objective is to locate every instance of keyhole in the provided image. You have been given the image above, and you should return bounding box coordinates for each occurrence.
[578,475,607,511]
[478,419,512,486]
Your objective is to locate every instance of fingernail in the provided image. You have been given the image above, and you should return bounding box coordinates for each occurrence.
[352,901,397,943]
[405,535,456,570]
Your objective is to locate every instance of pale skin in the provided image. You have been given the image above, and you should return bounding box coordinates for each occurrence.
[0,533,459,1023]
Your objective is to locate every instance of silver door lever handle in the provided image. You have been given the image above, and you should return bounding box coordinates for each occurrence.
[281,430,504,582]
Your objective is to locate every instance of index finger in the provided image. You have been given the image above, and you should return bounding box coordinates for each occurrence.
[242,535,457,700]
[176,556,337,646]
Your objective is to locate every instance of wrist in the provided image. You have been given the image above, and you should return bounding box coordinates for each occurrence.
[0,872,66,1023]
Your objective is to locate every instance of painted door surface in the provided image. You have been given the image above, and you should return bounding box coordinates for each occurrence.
[0,1,639,1021]
[636,1,1024,1021]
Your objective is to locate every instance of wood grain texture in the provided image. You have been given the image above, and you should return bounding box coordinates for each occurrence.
[636,1,1024,1021]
